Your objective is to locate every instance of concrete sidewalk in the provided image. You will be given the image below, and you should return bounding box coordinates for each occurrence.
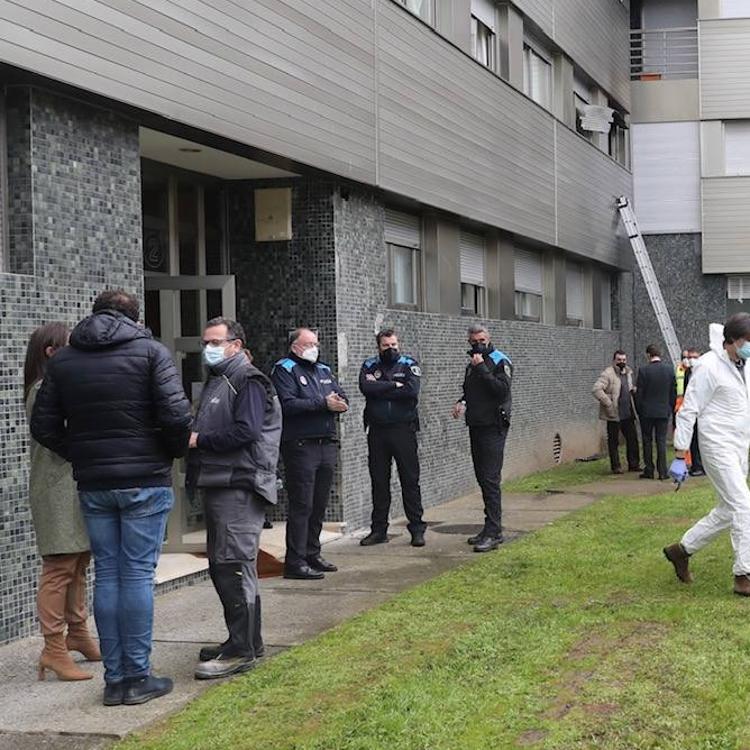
[0,472,683,749]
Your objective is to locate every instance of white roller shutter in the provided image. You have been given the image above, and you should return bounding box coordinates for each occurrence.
[460,230,486,286]
[566,263,584,321]
[514,249,543,294]
[632,122,701,233]
[600,274,612,330]
[728,276,750,301]
[721,0,750,18]
[471,0,497,31]
[725,121,750,175]
[385,209,421,248]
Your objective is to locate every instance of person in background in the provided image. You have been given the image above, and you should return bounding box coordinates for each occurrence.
[635,344,676,480]
[683,347,705,477]
[24,322,100,682]
[592,350,640,475]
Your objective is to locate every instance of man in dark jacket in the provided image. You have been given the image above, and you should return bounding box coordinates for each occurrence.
[187,317,281,680]
[271,328,348,580]
[358,328,426,547]
[451,324,512,553]
[31,289,191,707]
[636,344,677,480]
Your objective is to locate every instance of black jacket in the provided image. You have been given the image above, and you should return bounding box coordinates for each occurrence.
[359,353,420,428]
[30,310,192,491]
[270,353,348,442]
[635,359,677,419]
[460,348,513,428]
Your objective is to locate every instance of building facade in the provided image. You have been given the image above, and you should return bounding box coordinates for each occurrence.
[630,0,750,360]
[0,0,633,643]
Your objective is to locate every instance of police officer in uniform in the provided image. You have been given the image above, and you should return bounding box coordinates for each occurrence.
[187,317,282,680]
[271,328,348,580]
[359,328,427,547]
[452,324,512,553]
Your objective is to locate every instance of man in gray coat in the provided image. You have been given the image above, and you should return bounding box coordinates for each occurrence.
[592,350,641,475]
[187,317,282,680]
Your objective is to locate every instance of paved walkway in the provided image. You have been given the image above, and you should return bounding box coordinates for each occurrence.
[0,472,684,749]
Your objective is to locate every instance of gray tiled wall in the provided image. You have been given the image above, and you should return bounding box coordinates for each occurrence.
[0,88,142,644]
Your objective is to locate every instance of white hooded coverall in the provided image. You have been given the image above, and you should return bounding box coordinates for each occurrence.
[676,324,750,575]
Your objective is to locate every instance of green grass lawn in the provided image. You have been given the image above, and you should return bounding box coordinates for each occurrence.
[120,478,750,750]
[502,454,612,493]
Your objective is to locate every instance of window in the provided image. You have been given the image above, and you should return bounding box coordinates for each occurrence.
[609,110,630,168]
[574,73,592,140]
[523,40,552,108]
[385,208,421,308]
[600,273,612,330]
[728,276,750,302]
[460,230,487,315]
[514,248,543,322]
[0,92,6,271]
[565,262,584,327]
[395,0,433,24]
[724,121,750,175]
[721,0,750,18]
[471,0,496,69]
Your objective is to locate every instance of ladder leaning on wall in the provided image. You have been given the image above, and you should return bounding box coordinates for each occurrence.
[616,196,682,369]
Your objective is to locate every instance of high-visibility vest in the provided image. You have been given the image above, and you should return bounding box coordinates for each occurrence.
[675,364,686,397]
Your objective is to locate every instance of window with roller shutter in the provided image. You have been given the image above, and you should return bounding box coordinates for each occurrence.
[460,230,486,316]
[385,208,422,309]
[514,248,543,322]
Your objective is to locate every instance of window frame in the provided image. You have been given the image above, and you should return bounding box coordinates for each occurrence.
[461,281,487,317]
[394,0,435,25]
[523,39,553,109]
[388,241,422,310]
[0,91,7,272]
[471,14,496,70]
[565,262,585,327]
[514,290,542,322]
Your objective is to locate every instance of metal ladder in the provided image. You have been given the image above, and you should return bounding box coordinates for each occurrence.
[616,196,682,368]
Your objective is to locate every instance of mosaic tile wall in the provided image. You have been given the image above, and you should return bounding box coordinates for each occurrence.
[226,179,342,522]
[0,87,142,644]
[332,188,627,532]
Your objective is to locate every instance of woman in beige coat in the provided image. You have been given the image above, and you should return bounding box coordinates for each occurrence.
[24,322,100,680]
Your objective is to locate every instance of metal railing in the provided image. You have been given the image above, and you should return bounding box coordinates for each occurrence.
[630,27,698,80]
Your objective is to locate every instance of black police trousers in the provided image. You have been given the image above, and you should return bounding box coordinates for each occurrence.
[281,439,338,569]
[640,417,669,479]
[367,423,426,535]
[203,488,265,658]
[469,424,508,538]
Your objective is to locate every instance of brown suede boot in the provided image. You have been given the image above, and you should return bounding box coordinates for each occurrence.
[65,553,101,661]
[663,543,693,583]
[734,575,750,597]
[38,633,93,681]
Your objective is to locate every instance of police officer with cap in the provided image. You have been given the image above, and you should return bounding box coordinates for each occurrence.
[271,328,348,580]
[359,328,427,547]
[452,324,512,552]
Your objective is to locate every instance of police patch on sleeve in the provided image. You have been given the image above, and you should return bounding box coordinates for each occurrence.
[411,365,422,377]
[502,364,512,378]
[299,375,308,386]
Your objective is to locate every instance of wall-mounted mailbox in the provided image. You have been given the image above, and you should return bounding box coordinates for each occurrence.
[254,187,292,241]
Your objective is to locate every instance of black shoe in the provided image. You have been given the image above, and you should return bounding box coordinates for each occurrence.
[283,563,324,580]
[194,653,256,680]
[122,675,173,706]
[639,472,654,480]
[200,640,266,661]
[359,531,389,546]
[102,682,125,706]
[628,466,642,472]
[307,555,338,572]
[467,532,487,545]
[410,530,426,547]
[473,535,503,553]
[689,469,705,477]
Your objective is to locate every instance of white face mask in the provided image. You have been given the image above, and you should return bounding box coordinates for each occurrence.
[300,346,319,363]
[688,358,699,368]
[203,344,226,367]
[682,358,691,369]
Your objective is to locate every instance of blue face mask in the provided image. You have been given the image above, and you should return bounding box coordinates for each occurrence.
[203,344,226,367]
[738,342,750,360]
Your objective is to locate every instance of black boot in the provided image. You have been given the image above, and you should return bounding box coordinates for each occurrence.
[360,531,389,546]
[123,675,173,705]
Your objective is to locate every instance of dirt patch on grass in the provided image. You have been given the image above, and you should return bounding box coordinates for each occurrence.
[516,729,549,746]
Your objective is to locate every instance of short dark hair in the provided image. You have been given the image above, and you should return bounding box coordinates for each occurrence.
[613,350,626,359]
[687,347,700,356]
[724,313,750,344]
[93,289,139,322]
[646,344,661,358]
[376,328,396,345]
[205,316,246,346]
[288,327,317,346]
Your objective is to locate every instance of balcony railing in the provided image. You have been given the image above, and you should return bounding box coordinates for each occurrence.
[630,27,698,80]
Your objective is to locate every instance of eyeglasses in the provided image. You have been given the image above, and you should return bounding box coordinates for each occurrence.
[200,338,238,348]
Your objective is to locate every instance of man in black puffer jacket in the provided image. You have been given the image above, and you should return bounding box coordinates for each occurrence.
[31,289,191,708]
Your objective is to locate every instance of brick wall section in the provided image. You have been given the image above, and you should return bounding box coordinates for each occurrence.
[333,188,624,532]
[0,88,142,644]
[634,234,726,367]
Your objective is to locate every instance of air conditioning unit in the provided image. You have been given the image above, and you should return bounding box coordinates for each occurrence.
[579,105,614,134]
[728,276,750,303]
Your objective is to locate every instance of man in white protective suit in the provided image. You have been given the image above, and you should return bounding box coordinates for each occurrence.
[663,313,750,596]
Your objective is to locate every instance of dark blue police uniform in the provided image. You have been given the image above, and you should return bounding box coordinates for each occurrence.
[359,353,426,539]
[271,353,348,573]
[460,347,512,543]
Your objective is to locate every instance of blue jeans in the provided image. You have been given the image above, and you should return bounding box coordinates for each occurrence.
[79,487,173,684]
